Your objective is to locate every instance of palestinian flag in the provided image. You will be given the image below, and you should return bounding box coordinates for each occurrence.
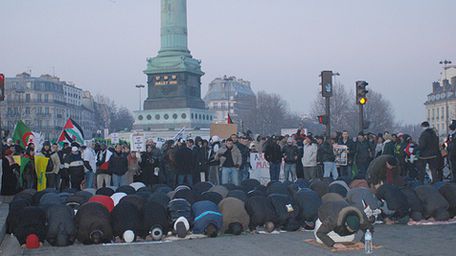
[12,120,33,149]
[58,118,85,146]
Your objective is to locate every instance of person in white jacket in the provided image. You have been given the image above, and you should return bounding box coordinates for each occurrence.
[302,136,318,180]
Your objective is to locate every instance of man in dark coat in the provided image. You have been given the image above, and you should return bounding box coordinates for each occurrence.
[45,204,76,246]
[264,137,283,182]
[192,200,223,237]
[338,131,355,179]
[354,133,373,179]
[143,200,170,240]
[6,199,31,234]
[245,195,277,231]
[13,206,47,248]
[111,201,142,243]
[168,198,192,238]
[175,142,194,186]
[315,193,371,249]
[416,121,442,183]
[75,202,113,244]
[139,144,160,187]
[400,187,424,221]
[415,185,450,221]
[268,193,300,231]
[109,144,128,187]
[293,188,322,229]
[375,184,410,224]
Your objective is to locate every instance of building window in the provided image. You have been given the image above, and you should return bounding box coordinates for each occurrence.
[164,114,169,120]
[25,107,30,115]
[138,115,144,120]
[37,94,42,102]
[442,107,445,119]
[191,113,194,119]
[155,114,160,120]
[199,114,202,120]
[181,113,187,119]
[44,94,49,103]
[147,114,152,120]
[25,94,30,103]
[173,113,178,119]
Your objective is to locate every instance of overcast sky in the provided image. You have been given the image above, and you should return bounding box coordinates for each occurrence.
[1,0,455,124]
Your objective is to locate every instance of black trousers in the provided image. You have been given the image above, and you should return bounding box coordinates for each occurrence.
[69,169,85,191]
[416,157,442,183]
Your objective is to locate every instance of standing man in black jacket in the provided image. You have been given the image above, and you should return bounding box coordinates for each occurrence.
[175,141,194,186]
[354,132,372,179]
[416,121,442,184]
[264,136,283,182]
[109,144,128,187]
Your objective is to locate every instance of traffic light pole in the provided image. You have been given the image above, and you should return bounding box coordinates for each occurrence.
[325,96,331,139]
[359,104,364,134]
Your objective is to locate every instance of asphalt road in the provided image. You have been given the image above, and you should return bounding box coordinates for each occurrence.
[2,224,456,256]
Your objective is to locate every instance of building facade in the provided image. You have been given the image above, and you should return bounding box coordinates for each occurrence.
[0,72,96,140]
[424,65,456,138]
[204,76,256,123]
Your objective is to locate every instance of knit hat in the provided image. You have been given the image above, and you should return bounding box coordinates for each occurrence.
[174,216,190,238]
[26,234,40,249]
[150,225,164,241]
[123,230,135,243]
[88,195,115,212]
[345,214,360,232]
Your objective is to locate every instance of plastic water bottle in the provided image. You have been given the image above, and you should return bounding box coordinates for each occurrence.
[364,229,373,254]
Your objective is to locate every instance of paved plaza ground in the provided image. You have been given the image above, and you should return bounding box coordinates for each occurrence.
[1,223,456,256]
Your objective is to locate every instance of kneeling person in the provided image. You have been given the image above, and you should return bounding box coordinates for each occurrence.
[192,200,223,237]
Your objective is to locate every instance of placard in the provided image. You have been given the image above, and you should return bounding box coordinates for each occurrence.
[130,133,146,152]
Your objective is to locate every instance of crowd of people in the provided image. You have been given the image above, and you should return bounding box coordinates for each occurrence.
[2,120,456,250]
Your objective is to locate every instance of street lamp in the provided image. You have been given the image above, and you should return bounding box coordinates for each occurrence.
[440,60,452,135]
[135,84,145,111]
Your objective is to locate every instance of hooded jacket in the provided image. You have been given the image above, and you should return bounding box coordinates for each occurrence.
[111,201,141,239]
[418,128,440,158]
[108,151,128,176]
[316,194,369,247]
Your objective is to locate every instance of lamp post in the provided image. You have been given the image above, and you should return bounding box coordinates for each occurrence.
[440,60,452,135]
[135,84,145,111]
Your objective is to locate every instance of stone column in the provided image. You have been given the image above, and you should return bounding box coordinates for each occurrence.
[159,0,190,56]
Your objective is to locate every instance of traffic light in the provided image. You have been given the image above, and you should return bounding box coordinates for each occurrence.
[321,71,333,97]
[356,80,368,105]
[317,115,328,125]
[0,73,5,101]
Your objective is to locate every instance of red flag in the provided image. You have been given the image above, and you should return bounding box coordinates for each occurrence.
[227,114,233,124]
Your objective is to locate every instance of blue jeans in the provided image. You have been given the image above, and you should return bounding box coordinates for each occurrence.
[112,174,126,187]
[177,174,193,186]
[84,171,95,189]
[284,163,297,182]
[239,165,250,184]
[269,163,281,181]
[323,162,338,180]
[222,167,239,186]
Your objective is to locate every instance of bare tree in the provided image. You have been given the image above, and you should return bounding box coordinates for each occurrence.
[361,90,395,134]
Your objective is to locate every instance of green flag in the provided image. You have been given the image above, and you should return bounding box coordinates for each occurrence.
[12,120,33,149]
[19,156,31,188]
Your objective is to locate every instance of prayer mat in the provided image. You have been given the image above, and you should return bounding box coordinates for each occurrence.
[408,217,456,226]
[304,239,382,252]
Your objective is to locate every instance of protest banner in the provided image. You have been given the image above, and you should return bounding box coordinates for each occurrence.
[334,144,348,166]
[130,133,146,152]
[249,153,285,185]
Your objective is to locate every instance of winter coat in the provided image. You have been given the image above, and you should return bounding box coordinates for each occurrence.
[382,140,395,156]
[268,193,300,231]
[400,187,424,216]
[50,152,61,174]
[13,206,47,245]
[6,199,31,234]
[366,155,400,186]
[293,188,321,223]
[439,183,456,217]
[375,184,409,217]
[218,197,250,233]
[75,202,113,244]
[236,142,250,168]
[338,138,355,164]
[302,143,318,167]
[245,195,276,230]
[111,201,142,239]
[192,200,223,234]
[168,198,193,225]
[143,200,170,238]
[355,140,372,164]
[316,194,369,247]
[328,180,350,198]
[415,185,449,220]
[1,156,19,195]
[216,145,242,168]
[45,204,76,246]
[175,146,194,175]
[418,128,440,158]
[282,144,299,164]
[319,142,335,162]
[264,142,283,164]
[108,151,128,176]
[346,187,381,213]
